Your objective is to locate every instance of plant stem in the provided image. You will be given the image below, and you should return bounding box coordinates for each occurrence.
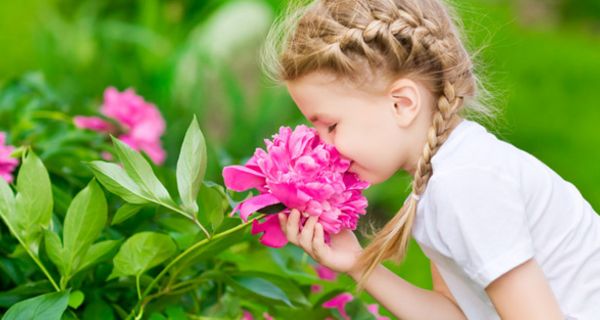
[134,304,144,320]
[124,213,265,320]
[162,203,211,239]
[60,276,68,291]
[169,276,209,292]
[136,274,142,300]
[28,249,60,291]
[0,218,60,291]
[30,110,72,123]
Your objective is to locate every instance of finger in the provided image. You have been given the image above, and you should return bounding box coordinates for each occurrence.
[286,209,300,245]
[312,223,327,259]
[278,212,286,234]
[299,216,318,252]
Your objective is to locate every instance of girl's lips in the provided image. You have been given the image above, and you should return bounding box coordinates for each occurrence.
[349,161,357,173]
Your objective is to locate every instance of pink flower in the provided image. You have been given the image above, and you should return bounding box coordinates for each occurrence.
[262,312,274,320]
[73,87,166,165]
[241,310,254,320]
[322,293,390,320]
[73,116,115,133]
[367,304,390,320]
[311,284,323,294]
[322,292,354,320]
[0,132,19,183]
[222,125,369,248]
[310,264,338,293]
[314,264,338,281]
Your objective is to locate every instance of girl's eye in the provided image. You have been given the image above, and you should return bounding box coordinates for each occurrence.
[328,123,337,133]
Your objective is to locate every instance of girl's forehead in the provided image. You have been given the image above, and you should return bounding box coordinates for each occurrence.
[287,73,384,104]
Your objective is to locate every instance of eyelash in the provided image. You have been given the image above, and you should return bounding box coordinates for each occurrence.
[328,123,337,133]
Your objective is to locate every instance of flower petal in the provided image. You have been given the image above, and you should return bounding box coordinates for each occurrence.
[73,116,114,133]
[322,292,354,320]
[251,215,288,248]
[222,165,266,192]
[238,193,280,222]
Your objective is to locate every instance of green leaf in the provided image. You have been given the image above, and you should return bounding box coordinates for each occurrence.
[245,271,311,308]
[13,151,53,253]
[9,146,26,158]
[67,290,84,309]
[87,161,149,205]
[197,182,226,232]
[345,298,377,320]
[2,291,69,320]
[78,240,121,272]
[157,215,203,249]
[63,179,107,274]
[228,273,292,307]
[272,306,332,319]
[110,136,176,207]
[109,232,176,279]
[0,177,16,232]
[43,230,65,275]
[51,184,73,216]
[147,314,167,320]
[82,298,115,320]
[165,305,188,320]
[0,281,54,308]
[111,203,144,225]
[176,115,207,214]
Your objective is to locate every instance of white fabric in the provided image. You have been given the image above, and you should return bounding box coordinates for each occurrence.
[410,119,600,320]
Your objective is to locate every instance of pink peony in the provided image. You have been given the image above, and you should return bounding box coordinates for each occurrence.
[241,310,254,320]
[0,132,19,183]
[73,116,115,133]
[323,293,390,320]
[222,125,369,248]
[311,264,339,293]
[367,304,391,320]
[322,292,354,320]
[314,264,338,281]
[311,284,323,294]
[73,87,166,165]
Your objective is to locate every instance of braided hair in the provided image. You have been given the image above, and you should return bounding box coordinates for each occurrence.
[262,0,497,293]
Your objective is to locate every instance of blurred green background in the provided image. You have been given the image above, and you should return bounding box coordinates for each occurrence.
[0,0,598,313]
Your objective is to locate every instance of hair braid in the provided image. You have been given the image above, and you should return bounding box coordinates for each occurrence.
[262,0,496,295]
[352,13,466,294]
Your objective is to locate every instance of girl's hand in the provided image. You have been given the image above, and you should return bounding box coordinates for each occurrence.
[278,209,364,275]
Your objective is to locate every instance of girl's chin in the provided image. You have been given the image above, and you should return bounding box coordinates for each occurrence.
[350,164,380,184]
[364,170,393,186]
[354,169,374,184]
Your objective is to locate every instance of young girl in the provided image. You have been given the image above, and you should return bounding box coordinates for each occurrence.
[263,0,600,319]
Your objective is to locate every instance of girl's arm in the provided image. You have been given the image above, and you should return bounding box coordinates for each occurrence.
[349,265,467,320]
[279,211,465,319]
[485,258,564,320]
[431,261,459,307]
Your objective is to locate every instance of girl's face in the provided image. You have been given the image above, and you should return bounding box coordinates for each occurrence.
[286,71,435,185]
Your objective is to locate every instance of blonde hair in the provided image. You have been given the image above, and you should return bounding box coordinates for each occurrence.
[261,0,499,293]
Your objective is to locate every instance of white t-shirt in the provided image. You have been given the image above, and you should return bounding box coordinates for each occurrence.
[410,119,600,319]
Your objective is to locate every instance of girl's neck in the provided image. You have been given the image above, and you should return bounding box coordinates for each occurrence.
[406,116,464,177]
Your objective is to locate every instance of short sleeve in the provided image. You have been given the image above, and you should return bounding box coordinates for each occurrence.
[427,166,535,289]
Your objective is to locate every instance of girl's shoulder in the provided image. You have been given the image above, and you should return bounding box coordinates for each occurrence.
[430,119,549,189]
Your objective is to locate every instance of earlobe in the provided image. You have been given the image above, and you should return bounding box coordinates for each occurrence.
[390,79,420,128]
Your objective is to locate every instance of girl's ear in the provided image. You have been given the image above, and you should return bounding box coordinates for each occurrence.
[388,78,421,128]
